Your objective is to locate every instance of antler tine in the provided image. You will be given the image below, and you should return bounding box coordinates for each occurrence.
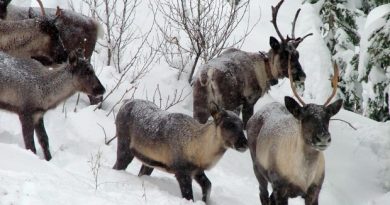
[271,0,286,43]
[56,6,63,17]
[288,55,306,106]
[291,9,301,39]
[323,62,339,106]
[293,33,313,47]
[36,0,46,16]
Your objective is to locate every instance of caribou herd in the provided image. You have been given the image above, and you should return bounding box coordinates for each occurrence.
[0,0,343,204]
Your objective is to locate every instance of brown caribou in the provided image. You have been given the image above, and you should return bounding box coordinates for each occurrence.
[0,0,102,60]
[0,49,105,160]
[246,57,343,205]
[0,0,67,65]
[193,0,312,127]
[0,0,103,104]
[113,99,248,203]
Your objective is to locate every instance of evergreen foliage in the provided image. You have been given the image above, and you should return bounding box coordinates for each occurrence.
[317,0,362,112]
[361,14,390,121]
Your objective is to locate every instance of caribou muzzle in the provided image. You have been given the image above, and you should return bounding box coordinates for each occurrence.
[291,62,306,82]
[92,85,106,97]
[234,133,248,152]
[312,132,331,151]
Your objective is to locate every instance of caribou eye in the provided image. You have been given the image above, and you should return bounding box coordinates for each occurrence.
[82,69,93,76]
[224,122,236,129]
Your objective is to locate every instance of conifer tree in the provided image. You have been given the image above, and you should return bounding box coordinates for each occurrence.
[360,13,390,121]
[315,0,362,112]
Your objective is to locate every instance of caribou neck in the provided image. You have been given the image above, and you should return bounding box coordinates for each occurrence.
[198,121,218,139]
[39,66,77,110]
[253,55,275,95]
[298,122,321,163]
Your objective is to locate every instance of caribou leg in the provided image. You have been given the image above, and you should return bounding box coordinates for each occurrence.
[194,171,212,202]
[19,114,37,154]
[113,129,134,170]
[305,184,321,205]
[138,165,154,176]
[175,172,194,201]
[34,116,52,160]
[242,102,254,128]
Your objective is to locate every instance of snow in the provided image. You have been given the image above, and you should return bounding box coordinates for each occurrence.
[364,4,390,30]
[0,0,389,205]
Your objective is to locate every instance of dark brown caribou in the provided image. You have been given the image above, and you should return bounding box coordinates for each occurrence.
[0,0,67,65]
[0,0,103,104]
[0,49,105,160]
[113,99,248,203]
[246,58,343,205]
[193,0,312,127]
[0,0,102,60]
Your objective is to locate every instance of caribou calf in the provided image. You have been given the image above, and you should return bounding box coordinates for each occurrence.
[193,0,312,127]
[247,60,342,205]
[113,99,248,202]
[0,49,105,160]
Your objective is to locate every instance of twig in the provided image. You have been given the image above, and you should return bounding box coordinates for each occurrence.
[105,135,117,145]
[97,123,108,143]
[330,118,357,130]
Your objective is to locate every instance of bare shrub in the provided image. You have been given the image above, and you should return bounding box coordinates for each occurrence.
[88,149,103,190]
[152,0,259,83]
[69,0,160,113]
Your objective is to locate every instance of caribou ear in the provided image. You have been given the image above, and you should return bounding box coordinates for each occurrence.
[28,7,38,18]
[285,96,302,119]
[326,99,343,117]
[270,36,280,51]
[209,102,224,124]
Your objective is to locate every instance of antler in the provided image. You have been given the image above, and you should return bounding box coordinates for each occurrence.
[36,0,46,16]
[288,55,306,106]
[292,9,301,39]
[323,62,339,106]
[272,1,313,47]
[56,6,63,16]
[271,0,286,43]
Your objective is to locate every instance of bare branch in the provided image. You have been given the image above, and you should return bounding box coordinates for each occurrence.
[152,0,258,82]
[330,118,357,130]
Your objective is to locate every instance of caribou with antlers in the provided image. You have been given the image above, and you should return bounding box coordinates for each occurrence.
[0,0,67,65]
[193,0,312,127]
[247,57,342,205]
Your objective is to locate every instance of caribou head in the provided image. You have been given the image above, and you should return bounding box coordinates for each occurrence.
[268,0,312,83]
[287,55,343,151]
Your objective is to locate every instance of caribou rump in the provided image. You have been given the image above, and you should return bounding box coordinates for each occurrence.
[192,0,312,127]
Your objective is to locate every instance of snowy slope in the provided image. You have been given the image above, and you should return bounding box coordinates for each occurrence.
[0,0,389,205]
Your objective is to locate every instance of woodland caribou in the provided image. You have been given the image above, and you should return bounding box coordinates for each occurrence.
[0,0,102,60]
[113,99,248,202]
[0,0,103,104]
[0,1,67,65]
[0,49,105,160]
[193,0,312,126]
[246,57,343,205]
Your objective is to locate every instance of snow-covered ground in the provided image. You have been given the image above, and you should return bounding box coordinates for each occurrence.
[0,0,389,204]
